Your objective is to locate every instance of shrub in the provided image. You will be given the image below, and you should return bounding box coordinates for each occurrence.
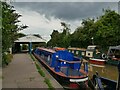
[2,52,13,67]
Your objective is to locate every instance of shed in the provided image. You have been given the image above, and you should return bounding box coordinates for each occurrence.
[13,34,46,53]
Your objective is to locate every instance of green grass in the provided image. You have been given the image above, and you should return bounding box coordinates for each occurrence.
[29,54,45,77]
[35,63,45,77]
[29,54,54,89]
[0,76,4,79]
[29,54,35,61]
[44,78,55,90]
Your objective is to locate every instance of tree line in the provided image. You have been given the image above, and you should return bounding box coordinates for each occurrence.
[1,1,28,66]
[47,9,120,51]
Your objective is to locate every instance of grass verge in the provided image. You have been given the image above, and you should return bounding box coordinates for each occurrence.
[35,63,45,77]
[29,54,45,77]
[29,53,54,89]
[44,78,55,90]
[29,54,35,61]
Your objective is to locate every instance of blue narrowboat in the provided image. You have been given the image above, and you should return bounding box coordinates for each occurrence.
[33,47,88,89]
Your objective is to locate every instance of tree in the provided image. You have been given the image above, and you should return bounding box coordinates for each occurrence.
[1,2,28,65]
[47,30,60,47]
[95,10,120,49]
[47,22,71,48]
[47,9,120,50]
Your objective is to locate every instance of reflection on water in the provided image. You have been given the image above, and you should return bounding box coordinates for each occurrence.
[88,64,118,81]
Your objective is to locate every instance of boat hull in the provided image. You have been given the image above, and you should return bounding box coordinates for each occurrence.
[33,53,88,89]
[89,58,106,65]
[106,59,119,66]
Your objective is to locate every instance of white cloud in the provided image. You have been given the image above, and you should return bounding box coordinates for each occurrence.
[16,7,81,41]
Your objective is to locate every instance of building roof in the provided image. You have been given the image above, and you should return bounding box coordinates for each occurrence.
[14,34,46,43]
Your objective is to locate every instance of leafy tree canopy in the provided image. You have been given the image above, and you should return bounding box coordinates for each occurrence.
[47,9,120,50]
[1,1,28,65]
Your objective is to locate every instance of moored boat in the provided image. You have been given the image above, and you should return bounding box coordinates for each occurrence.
[89,58,106,65]
[89,62,120,90]
[88,45,120,90]
[107,45,120,65]
[33,47,89,89]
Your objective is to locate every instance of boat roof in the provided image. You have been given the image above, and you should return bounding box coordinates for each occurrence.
[53,47,66,51]
[109,45,120,50]
[68,47,86,51]
[38,47,56,53]
[87,45,97,48]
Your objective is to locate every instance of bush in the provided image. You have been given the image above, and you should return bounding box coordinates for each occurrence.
[2,52,13,66]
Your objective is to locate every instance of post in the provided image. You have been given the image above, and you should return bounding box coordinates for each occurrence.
[29,42,32,54]
[91,37,94,45]
[117,61,120,90]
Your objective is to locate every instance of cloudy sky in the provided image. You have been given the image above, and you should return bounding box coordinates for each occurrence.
[12,1,119,41]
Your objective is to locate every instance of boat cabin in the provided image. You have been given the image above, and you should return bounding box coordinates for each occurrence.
[34,47,88,77]
[67,47,86,57]
[85,45,102,59]
[107,45,120,60]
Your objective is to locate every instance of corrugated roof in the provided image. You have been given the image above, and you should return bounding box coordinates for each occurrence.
[14,34,46,43]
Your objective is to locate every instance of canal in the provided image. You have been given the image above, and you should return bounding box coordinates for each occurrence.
[88,64,118,81]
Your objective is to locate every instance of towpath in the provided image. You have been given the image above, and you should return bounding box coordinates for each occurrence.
[2,53,48,88]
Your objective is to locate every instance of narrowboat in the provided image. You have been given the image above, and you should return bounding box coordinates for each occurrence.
[85,45,105,59]
[107,45,120,65]
[33,47,88,89]
[89,58,106,65]
[86,45,107,65]
[67,47,86,58]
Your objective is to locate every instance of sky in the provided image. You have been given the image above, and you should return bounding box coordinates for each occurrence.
[12,1,119,41]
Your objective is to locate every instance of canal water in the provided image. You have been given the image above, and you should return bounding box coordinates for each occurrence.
[59,63,118,89]
[88,64,118,81]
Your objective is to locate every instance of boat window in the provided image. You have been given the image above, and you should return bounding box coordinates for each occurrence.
[87,47,95,50]
[72,50,74,53]
[110,49,116,53]
[82,52,85,56]
[64,62,66,64]
[109,49,120,58]
[47,55,51,61]
[56,55,59,58]
[76,51,79,54]
[114,50,120,58]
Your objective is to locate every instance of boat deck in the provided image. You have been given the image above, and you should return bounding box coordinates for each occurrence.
[42,56,85,77]
[60,67,81,76]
